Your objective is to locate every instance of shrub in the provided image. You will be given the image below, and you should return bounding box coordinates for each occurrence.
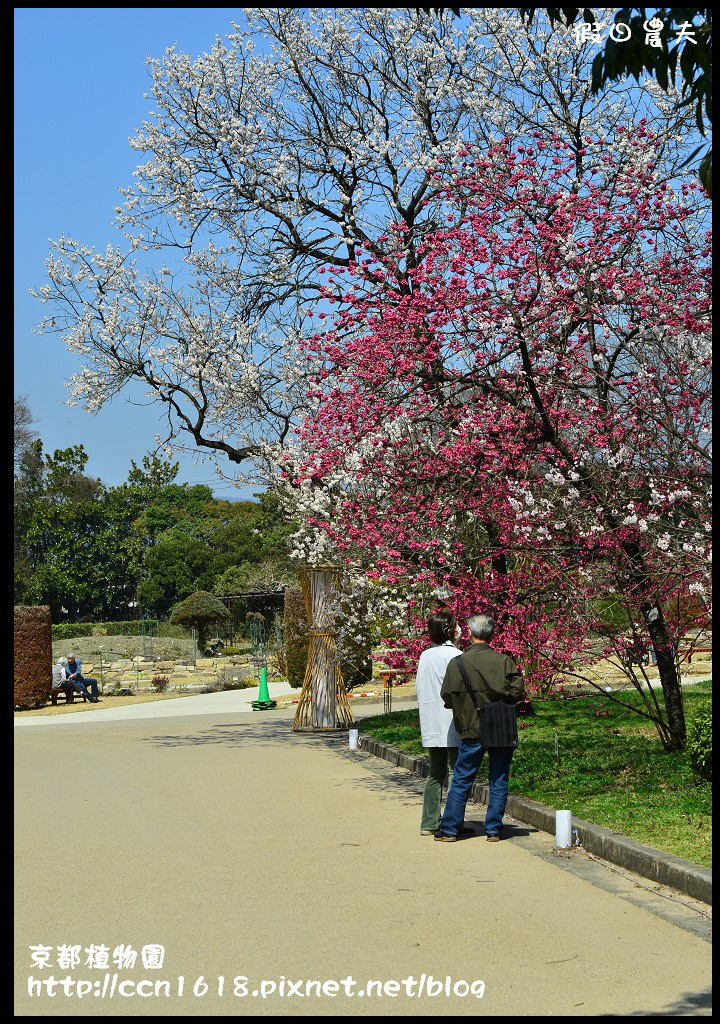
[117,688,135,697]
[51,622,95,642]
[170,591,231,650]
[96,672,120,693]
[96,620,189,638]
[220,678,257,690]
[284,586,309,688]
[151,675,170,693]
[272,643,288,679]
[216,666,254,689]
[200,683,222,693]
[158,623,190,638]
[686,700,712,781]
[14,605,53,709]
[101,620,145,636]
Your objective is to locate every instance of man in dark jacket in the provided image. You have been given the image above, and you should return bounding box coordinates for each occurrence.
[66,653,100,702]
[435,613,525,842]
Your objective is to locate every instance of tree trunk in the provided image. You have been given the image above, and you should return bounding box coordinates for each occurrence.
[614,533,687,751]
[644,603,686,751]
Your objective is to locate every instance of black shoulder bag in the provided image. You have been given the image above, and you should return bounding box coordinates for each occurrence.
[454,656,518,749]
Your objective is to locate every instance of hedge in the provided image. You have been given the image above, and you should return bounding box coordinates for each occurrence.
[686,700,712,781]
[51,623,95,642]
[51,620,190,641]
[15,605,53,709]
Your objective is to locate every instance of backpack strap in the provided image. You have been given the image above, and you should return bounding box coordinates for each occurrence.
[454,655,483,720]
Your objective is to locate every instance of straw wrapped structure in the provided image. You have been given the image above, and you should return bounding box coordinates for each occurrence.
[292,566,354,731]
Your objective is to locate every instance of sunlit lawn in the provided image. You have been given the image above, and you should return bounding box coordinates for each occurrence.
[358,679,712,867]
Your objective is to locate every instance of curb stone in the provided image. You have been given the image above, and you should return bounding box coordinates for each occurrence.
[357,732,712,906]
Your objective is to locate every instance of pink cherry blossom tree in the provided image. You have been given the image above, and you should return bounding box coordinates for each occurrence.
[292,126,711,750]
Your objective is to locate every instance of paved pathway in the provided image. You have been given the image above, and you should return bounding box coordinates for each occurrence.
[14,681,296,726]
[14,696,711,1016]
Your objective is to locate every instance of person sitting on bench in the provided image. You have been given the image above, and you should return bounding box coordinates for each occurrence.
[65,653,100,702]
[51,657,75,702]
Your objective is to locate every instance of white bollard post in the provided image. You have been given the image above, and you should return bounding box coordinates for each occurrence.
[555,809,572,848]
[348,727,359,750]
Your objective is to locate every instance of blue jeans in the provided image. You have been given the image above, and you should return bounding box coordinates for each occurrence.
[81,676,99,698]
[71,677,98,699]
[439,739,514,837]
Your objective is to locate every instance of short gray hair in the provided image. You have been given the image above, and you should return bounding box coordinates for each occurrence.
[467,614,495,641]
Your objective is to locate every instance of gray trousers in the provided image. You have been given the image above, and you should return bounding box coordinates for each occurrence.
[421,747,459,831]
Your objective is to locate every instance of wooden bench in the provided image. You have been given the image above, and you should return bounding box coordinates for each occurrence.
[378,669,410,687]
[48,687,90,706]
[679,644,712,665]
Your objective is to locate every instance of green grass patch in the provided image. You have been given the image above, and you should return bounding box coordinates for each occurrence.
[358,680,712,867]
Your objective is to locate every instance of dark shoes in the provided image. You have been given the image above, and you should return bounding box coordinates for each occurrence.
[434,827,476,842]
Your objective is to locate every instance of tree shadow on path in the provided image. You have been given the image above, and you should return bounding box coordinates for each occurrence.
[142,721,538,831]
[600,987,712,1015]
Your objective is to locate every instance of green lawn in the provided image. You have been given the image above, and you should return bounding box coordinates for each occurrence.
[358,679,712,867]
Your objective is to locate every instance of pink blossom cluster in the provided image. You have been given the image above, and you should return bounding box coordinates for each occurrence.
[292,128,711,690]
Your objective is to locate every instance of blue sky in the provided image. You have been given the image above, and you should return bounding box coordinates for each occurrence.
[14,8,259,498]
